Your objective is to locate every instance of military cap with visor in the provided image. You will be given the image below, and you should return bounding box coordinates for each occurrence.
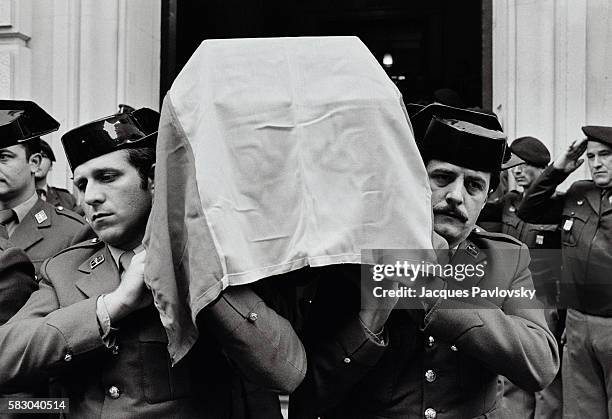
[61,107,160,171]
[39,139,56,162]
[0,100,59,149]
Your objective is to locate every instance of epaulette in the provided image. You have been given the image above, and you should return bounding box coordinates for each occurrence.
[50,236,104,258]
[471,226,523,246]
[54,206,85,224]
[40,237,105,280]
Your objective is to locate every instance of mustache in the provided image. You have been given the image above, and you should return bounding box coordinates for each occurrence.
[433,206,468,223]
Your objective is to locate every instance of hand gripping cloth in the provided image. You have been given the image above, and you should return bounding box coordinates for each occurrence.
[144,36,434,363]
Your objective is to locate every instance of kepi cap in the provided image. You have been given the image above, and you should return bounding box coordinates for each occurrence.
[0,100,59,149]
[411,103,509,173]
[61,108,160,171]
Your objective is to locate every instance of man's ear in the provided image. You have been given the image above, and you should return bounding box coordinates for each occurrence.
[28,152,42,174]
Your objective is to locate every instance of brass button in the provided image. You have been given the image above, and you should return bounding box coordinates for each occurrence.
[427,336,435,347]
[247,312,258,322]
[343,357,351,364]
[425,369,436,383]
[63,353,72,362]
[57,206,64,211]
[424,407,437,419]
[108,386,120,399]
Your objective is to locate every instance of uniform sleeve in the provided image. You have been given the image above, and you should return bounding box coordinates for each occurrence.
[198,282,307,394]
[289,269,389,418]
[0,245,37,325]
[517,165,567,224]
[422,245,560,392]
[0,263,105,391]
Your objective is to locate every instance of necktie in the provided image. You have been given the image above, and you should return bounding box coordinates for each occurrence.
[0,209,16,226]
[119,250,135,277]
[0,209,16,237]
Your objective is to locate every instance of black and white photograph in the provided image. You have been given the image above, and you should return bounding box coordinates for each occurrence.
[0,1,609,418]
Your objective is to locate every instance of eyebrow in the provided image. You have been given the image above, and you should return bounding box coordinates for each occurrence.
[465,174,487,186]
[73,167,122,184]
[429,168,457,176]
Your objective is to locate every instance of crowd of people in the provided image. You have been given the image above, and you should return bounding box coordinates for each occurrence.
[0,79,609,418]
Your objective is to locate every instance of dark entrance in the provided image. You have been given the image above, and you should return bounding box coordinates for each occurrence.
[161,0,491,110]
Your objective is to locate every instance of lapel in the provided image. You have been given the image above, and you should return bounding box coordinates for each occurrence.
[450,236,488,289]
[601,189,612,216]
[584,186,602,215]
[11,199,51,250]
[75,245,120,297]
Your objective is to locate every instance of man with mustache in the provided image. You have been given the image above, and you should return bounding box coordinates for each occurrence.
[0,107,306,418]
[478,136,564,419]
[518,126,612,419]
[0,101,84,276]
[290,103,558,419]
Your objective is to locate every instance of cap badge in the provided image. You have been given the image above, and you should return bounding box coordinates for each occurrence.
[577,200,584,206]
[34,210,47,224]
[90,254,105,269]
[103,121,120,141]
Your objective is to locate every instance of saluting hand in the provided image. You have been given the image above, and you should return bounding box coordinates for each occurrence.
[553,138,587,173]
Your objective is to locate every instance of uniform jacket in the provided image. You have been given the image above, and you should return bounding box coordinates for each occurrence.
[10,198,84,276]
[479,190,561,304]
[0,238,36,325]
[290,229,559,419]
[518,165,612,315]
[45,186,82,215]
[0,240,306,418]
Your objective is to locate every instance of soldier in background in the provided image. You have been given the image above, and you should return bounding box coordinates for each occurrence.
[34,139,80,213]
[518,127,612,419]
[479,136,563,418]
[0,101,84,275]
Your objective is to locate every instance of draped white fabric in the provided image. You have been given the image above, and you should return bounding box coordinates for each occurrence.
[145,36,435,362]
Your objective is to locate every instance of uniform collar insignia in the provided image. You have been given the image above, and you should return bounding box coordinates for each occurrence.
[90,254,105,269]
[466,242,480,258]
[34,210,47,224]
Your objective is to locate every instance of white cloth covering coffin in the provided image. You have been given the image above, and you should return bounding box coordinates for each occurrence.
[144,36,434,363]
